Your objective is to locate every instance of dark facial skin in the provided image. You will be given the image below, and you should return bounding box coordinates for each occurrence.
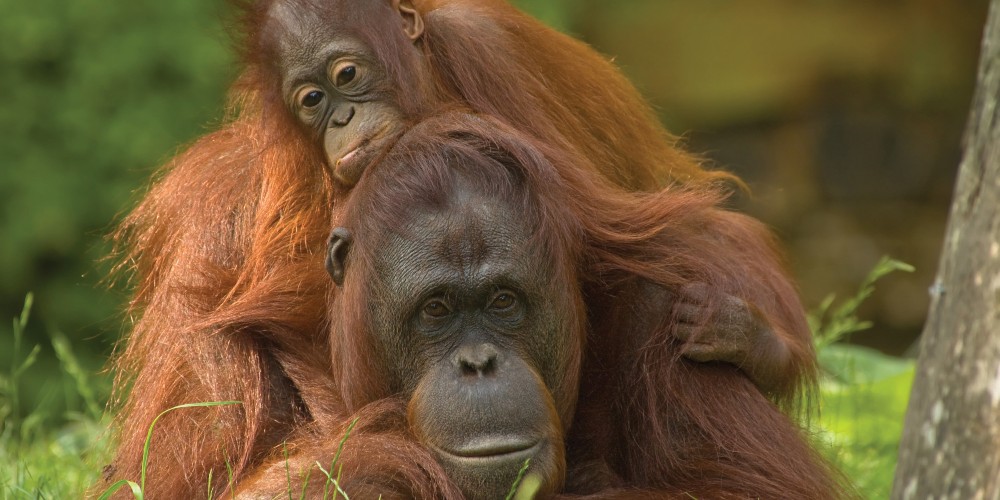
[328,176,570,499]
[268,0,425,186]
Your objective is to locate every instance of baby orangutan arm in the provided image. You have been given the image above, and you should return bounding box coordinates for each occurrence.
[674,282,795,396]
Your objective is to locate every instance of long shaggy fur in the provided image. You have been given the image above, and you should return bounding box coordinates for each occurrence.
[237,113,843,498]
[104,0,826,497]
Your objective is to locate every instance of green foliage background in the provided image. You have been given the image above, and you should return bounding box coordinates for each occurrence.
[1,0,235,420]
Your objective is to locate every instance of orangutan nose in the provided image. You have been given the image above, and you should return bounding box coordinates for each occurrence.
[330,105,355,127]
[453,343,499,378]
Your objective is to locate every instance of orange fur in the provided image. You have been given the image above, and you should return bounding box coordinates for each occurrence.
[104,0,822,497]
[231,113,842,498]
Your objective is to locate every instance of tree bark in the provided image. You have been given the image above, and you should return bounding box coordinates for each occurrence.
[892,1,1000,499]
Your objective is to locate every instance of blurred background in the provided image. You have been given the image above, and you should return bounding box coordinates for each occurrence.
[0,0,990,428]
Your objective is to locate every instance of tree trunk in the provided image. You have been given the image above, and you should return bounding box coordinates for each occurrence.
[892,1,1000,499]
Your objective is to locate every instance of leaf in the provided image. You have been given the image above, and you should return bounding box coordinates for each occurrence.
[97,479,143,500]
[820,343,914,384]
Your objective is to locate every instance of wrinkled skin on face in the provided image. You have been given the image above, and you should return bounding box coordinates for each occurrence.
[328,174,573,499]
[266,0,427,186]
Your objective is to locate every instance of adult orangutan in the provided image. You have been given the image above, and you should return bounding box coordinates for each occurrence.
[104,0,818,496]
[234,113,841,498]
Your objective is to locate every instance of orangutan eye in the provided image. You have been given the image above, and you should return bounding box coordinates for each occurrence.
[422,299,451,319]
[489,292,516,310]
[335,64,357,87]
[296,87,325,109]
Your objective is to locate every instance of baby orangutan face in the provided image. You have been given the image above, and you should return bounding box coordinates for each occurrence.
[268,0,428,186]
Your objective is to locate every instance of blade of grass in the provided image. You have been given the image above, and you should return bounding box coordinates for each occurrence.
[298,467,312,499]
[8,294,38,443]
[140,401,241,492]
[812,256,914,349]
[18,293,33,330]
[226,456,235,500]
[314,461,352,500]
[322,418,358,499]
[50,332,102,418]
[505,458,531,500]
[207,467,214,499]
[96,479,143,500]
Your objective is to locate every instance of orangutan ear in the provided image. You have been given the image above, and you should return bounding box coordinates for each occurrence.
[326,227,352,287]
[394,0,424,41]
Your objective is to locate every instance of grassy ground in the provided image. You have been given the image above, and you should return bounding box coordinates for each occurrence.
[1,259,914,499]
[1,295,112,498]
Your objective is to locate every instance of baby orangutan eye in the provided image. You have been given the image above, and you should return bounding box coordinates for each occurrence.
[335,64,357,87]
[331,61,362,89]
[297,87,325,108]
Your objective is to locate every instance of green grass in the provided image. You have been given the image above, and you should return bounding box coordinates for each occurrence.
[815,355,913,497]
[3,258,916,498]
[1,294,112,498]
[96,401,242,500]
